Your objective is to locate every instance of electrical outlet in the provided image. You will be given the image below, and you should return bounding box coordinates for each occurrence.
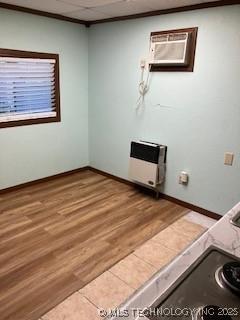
[140,59,146,69]
[224,152,234,166]
[179,171,188,184]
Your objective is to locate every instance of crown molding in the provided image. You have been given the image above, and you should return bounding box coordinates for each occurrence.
[89,0,240,25]
[0,1,239,27]
[0,2,87,25]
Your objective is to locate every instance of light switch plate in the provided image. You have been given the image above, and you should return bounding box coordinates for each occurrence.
[224,152,234,166]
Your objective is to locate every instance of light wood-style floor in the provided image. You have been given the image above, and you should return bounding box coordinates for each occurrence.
[0,170,188,320]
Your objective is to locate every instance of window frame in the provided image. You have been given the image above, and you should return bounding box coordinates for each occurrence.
[0,48,60,129]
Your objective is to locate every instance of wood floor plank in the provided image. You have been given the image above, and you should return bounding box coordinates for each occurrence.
[0,170,189,320]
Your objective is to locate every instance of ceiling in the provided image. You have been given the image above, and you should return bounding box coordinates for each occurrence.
[0,0,225,22]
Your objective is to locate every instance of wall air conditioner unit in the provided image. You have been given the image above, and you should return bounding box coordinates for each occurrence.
[129,141,167,195]
[149,32,190,66]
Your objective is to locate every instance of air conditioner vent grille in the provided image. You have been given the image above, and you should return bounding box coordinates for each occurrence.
[152,32,188,43]
[149,27,198,71]
[154,42,186,61]
[169,33,187,41]
[152,35,168,43]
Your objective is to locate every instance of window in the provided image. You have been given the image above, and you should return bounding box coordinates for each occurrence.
[0,48,60,128]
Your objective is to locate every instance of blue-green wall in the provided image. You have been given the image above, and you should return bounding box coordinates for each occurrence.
[0,9,89,189]
[0,5,239,215]
[89,5,240,215]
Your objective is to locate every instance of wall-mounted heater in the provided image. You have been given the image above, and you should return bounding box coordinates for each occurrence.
[149,32,190,66]
[129,141,167,196]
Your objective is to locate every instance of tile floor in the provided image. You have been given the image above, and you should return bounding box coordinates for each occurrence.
[184,211,217,229]
[40,212,216,320]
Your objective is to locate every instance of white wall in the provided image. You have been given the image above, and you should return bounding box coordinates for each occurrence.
[89,5,240,215]
[0,9,89,189]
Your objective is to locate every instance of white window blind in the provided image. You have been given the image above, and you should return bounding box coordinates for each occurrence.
[0,57,57,123]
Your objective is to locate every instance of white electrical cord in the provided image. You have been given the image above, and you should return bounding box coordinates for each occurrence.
[136,63,150,111]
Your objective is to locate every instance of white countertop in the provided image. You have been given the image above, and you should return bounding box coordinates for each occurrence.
[111,202,240,320]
